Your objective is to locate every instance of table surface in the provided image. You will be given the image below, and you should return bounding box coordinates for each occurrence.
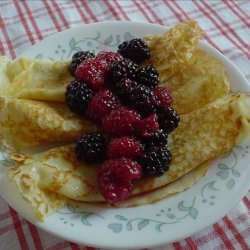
[0,1,250,249]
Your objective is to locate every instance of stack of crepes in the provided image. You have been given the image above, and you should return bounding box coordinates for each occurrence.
[0,20,250,220]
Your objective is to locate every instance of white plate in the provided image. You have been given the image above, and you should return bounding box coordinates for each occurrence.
[0,21,250,249]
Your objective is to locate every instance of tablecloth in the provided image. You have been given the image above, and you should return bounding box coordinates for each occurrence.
[0,0,250,249]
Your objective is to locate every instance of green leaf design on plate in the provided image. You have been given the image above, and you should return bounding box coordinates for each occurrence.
[232,169,240,177]
[226,178,235,190]
[115,215,128,221]
[69,38,76,49]
[126,221,133,231]
[189,207,198,219]
[35,53,43,59]
[218,163,230,170]
[104,35,113,45]
[138,219,149,230]
[81,214,92,226]
[216,170,229,180]
[178,201,190,212]
[74,46,82,52]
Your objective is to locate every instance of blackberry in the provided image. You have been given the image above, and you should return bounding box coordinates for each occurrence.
[109,58,138,83]
[69,51,95,76]
[114,78,138,104]
[65,80,93,116]
[140,147,172,176]
[136,65,159,88]
[75,133,106,164]
[129,83,156,116]
[157,107,180,133]
[115,78,155,115]
[142,129,168,148]
[118,38,150,64]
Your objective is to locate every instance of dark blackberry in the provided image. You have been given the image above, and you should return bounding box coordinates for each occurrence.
[115,78,155,115]
[114,78,138,104]
[69,51,95,76]
[142,129,168,148]
[140,147,172,176]
[118,38,150,64]
[157,107,180,133]
[65,80,93,116]
[75,133,106,164]
[136,65,159,88]
[129,83,156,116]
[109,58,138,83]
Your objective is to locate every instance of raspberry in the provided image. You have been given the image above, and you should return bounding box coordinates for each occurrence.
[109,58,138,83]
[142,129,168,148]
[98,158,142,204]
[118,38,150,64]
[96,51,122,66]
[136,113,159,137]
[86,89,120,122]
[101,107,141,136]
[69,51,95,76]
[140,147,172,176]
[75,52,122,90]
[153,87,173,108]
[136,65,159,89]
[157,107,180,133]
[107,136,144,159]
[65,80,93,115]
[75,133,106,164]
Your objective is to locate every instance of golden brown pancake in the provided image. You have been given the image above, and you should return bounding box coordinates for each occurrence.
[0,97,96,150]
[4,57,73,101]
[9,93,250,206]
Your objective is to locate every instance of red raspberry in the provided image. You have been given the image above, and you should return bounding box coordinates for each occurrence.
[98,158,142,204]
[153,87,173,108]
[136,113,159,137]
[96,51,122,66]
[75,52,122,90]
[87,89,121,122]
[101,107,141,136]
[107,136,144,159]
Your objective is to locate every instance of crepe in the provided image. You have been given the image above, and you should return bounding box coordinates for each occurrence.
[4,57,73,101]
[145,20,204,82]
[9,92,250,210]
[170,50,230,114]
[0,56,11,95]
[0,97,96,150]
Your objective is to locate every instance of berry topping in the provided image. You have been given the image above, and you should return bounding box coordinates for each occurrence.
[87,89,120,122]
[107,136,144,159]
[142,129,168,148]
[101,107,141,136]
[128,83,156,116]
[153,87,173,108]
[140,147,172,176]
[157,107,180,133]
[136,113,159,137]
[98,158,142,204]
[96,51,122,65]
[69,51,95,76]
[136,65,159,88]
[114,78,155,115]
[114,77,138,104]
[75,52,122,90]
[75,133,106,164]
[118,38,150,64]
[109,58,138,83]
[75,58,107,90]
[65,80,93,115]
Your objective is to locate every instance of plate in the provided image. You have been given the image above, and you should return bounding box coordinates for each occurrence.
[0,21,250,249]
